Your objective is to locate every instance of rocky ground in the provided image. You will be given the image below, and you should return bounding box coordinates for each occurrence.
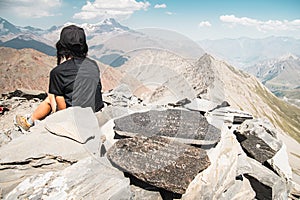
[0,88,300,200]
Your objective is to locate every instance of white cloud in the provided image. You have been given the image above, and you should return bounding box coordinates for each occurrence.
[73,0,150,21]
[165,11,173,15]
[154,4,167,9]
[199,21,212,28]
[220,15,300,32]
[0,0,61,18]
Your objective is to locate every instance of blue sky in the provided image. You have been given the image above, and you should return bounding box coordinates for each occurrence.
[0,0,299,40]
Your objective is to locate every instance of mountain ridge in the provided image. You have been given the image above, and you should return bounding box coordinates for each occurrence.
[199,36,300,69]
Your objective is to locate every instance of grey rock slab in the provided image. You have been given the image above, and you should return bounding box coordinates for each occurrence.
[168,98,192,107]
[96,105,130,127]
[235,118,283,163]
[182,126,247,200]
[184,98,219,113]
[130,185,163,200]
[219,177,255,200]
[243,157,289,200]
[112,83,133,99]
[0,132,10,147]
[44,107,98,144]
[290,181,300,199]
[114,109,221,145]
[207,107,253,124]
[0,127,90,164]
[107,136,211,194]
[5,156,132,200]
[0,125,92,196]
[239,134,277,163]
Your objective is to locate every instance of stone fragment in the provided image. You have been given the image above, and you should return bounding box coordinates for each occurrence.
[114,109,221,145]
[102,83,142,107]
[184,98,219,113]
[239,134,277,163]
[290,181,300,199]
[235,118,282,163]
[182,126,247,200]
[44,107,98,144]
[5,157,132,200]
[107,136,210,194]
[0,132,10,147]
[207,107,253,125]
[130,185,163,200]
[219,177,255,200]
[241,157,289,200]
[168,98,191,107]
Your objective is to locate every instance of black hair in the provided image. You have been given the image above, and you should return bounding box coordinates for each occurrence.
[56,41,88,65]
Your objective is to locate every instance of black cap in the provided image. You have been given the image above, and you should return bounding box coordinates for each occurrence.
[59,25,87,50]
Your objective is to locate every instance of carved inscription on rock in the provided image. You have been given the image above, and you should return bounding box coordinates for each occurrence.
[107,136,211,194]
[114,109,221,145]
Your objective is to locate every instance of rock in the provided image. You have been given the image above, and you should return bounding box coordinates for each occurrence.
[266,142,293,182]
[219,177,255,200]
[114,109,221,145]
[183,98,219,113]
[0,95,41,139]
[182,126,251,200]
[2,89,47,100]
[44,107,98,144]
[5,156,132,200]
[0,124,91,195]
[0,132,10,147]
[207,107,253,125]
[290,181,300,199]
[130,185,163,200]
[113,83,134,99]
[168,98,192,107]
[235,118,282,163]
[238,134,278,163]
[103,83,142,107]
[242,157,289,200]
[96,105,130,127]
[107,136,210,194]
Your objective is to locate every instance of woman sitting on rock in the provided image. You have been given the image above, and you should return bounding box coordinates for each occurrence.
[15,25,104,132]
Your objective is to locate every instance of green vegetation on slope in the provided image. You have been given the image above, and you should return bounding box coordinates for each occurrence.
[254,83,300,143]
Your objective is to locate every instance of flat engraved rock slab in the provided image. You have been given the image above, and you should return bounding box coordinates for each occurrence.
[114,109,221,145]
[107,136,211,194]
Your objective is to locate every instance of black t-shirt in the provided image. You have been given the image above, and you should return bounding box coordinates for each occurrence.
[49,57,104,112]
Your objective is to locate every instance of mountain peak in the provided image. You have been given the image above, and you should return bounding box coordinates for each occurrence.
[198,53,216,63]
[101,18,118,25]
[98,18,130,32]
[279,53,299,61]
[0,17,21,35]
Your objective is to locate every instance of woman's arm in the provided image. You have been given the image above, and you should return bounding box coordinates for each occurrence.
[48,93,57,113]
[55,96,67,111]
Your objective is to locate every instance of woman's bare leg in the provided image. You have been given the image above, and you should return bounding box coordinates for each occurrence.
[31,96,52,121]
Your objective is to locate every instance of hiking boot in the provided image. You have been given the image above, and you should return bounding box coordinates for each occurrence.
[14,115,32,133]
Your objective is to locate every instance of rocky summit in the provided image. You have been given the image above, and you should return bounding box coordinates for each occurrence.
[0,89,299,200]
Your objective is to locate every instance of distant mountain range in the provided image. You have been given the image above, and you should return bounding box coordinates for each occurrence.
[245,54,300,107]
[0,17,131,57]
[199,37,300,108]
[199,37,300,69]
[0,17,204,64]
